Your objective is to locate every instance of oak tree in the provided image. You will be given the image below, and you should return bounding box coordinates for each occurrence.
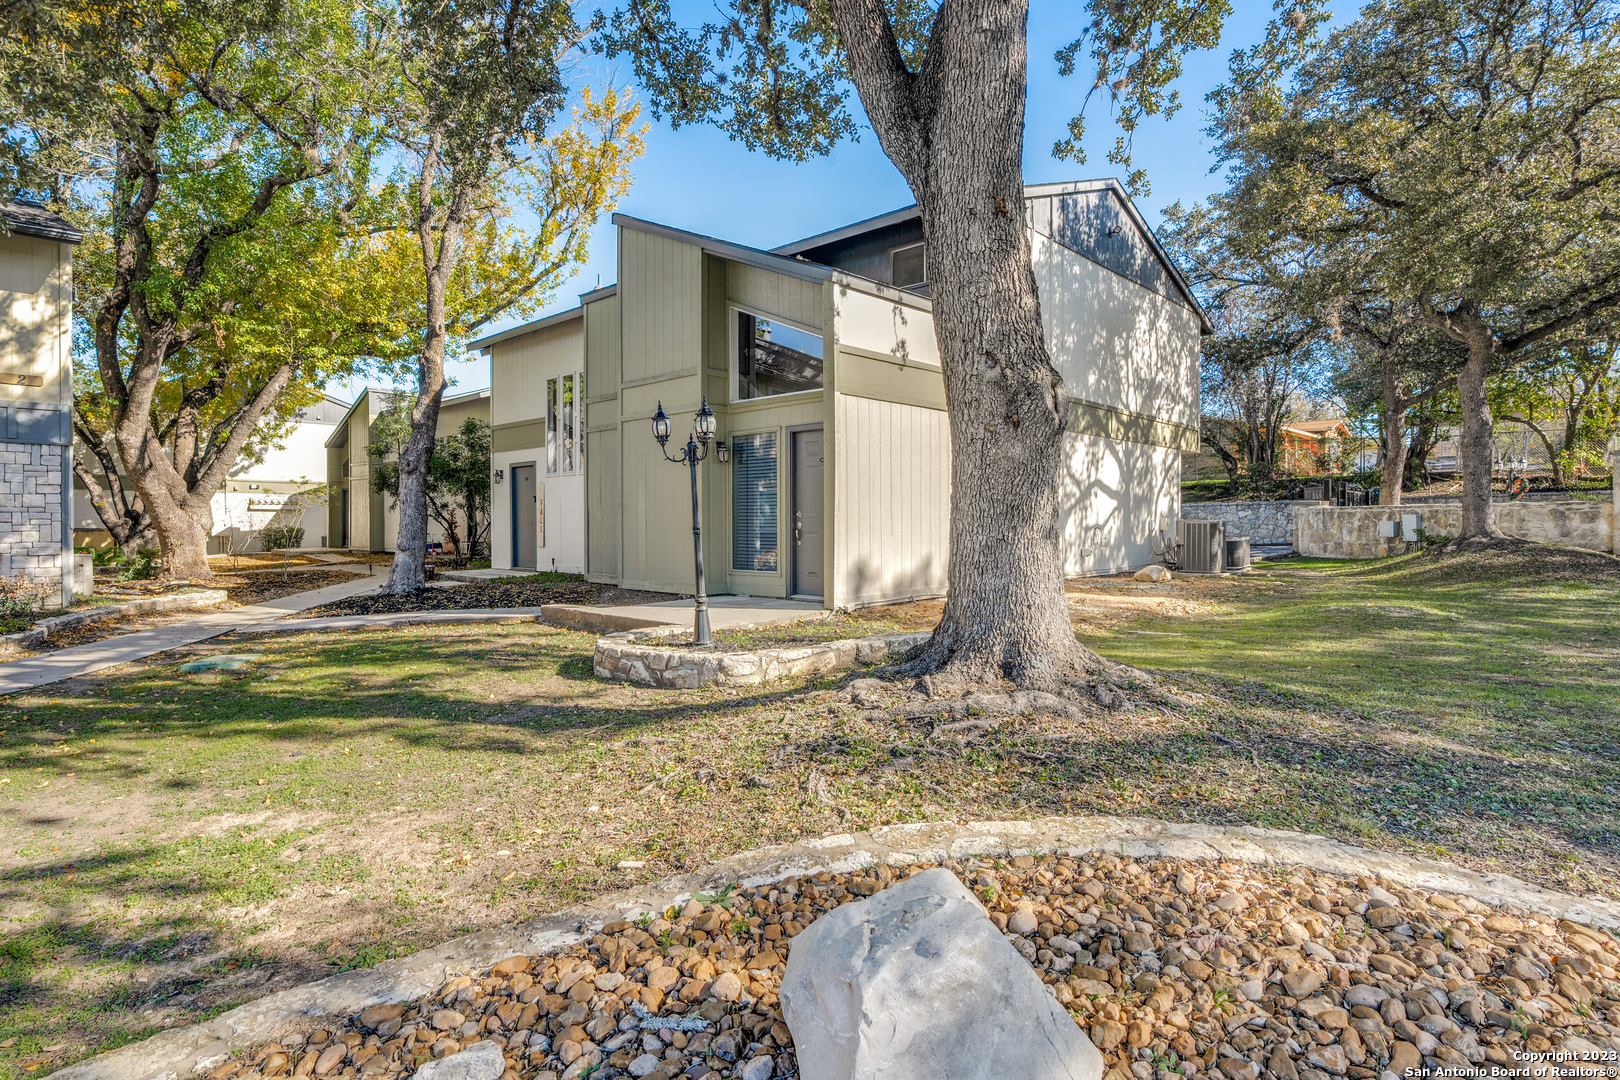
[601,0,1264,691]
[372,0,642,593]
[1205,0,1620,537]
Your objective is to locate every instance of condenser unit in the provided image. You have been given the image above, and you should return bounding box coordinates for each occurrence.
[1178,519,1226,574]
[1225,537,1252,571]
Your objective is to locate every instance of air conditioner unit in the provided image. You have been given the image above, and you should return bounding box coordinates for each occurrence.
[1225,537,1251,571]
[1178,519,1226,574]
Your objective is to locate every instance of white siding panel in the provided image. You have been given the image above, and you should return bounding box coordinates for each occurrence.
[1059,432,1181,576]
[1032,231,1200,427]
[831,285,938,366]
[832,393,950,606]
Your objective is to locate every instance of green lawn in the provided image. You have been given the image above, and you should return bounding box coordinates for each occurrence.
[0,547,1614,1075]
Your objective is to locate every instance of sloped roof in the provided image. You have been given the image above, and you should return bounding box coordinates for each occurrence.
[773,179,1212,333]
[1,199,83,244]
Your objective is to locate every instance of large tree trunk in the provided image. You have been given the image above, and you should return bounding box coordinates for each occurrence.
[831,0,1103,690]
[1456,341,1502,538]
[386,135,462,594]
[387,385,445,591]
[1379,354,1407,507]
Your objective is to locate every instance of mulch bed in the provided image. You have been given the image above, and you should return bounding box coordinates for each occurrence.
[303,579,677,619]
[214,852,1620,1080]
[221,570,369,606]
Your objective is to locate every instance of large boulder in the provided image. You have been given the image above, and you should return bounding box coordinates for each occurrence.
[779,867,1104,1080]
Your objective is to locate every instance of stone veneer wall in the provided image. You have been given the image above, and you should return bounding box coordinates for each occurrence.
[1179,500,1326,545]
[0,441,66,599]
[1295,499,1614,559]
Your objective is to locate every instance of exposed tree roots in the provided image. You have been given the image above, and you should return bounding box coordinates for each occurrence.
[842,659,1195,731]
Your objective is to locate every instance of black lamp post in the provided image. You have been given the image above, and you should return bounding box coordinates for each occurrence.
[652,398,727,646]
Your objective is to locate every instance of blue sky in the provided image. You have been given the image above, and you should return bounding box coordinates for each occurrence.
[329,3,1284,402]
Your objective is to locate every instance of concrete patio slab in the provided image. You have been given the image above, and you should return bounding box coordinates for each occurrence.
[542,594,827,635]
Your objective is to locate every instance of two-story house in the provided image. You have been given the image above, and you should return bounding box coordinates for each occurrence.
[474,180,1209,605]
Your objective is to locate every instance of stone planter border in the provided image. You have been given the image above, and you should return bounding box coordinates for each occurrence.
[50,814,1620,1080]
[0,589,228,658]
[592,629,932,688]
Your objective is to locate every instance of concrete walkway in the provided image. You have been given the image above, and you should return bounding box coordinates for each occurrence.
[437,567,535,583]
[0,573,384,696]
[544,594,827,634]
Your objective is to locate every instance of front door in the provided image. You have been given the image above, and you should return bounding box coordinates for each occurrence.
[340,487,349,548]
[512,465,537,569]
[792,428,825,598]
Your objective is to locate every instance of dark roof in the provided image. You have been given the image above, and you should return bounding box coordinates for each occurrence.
[1,200,84,244]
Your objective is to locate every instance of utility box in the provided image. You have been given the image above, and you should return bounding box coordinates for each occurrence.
[1178,519,1226,574]
[72,553,93,598]
[1378,519,1398,538]
[1401,513,1422,541]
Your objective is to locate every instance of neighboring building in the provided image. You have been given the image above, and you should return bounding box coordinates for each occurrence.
[469,309,587,572]
[1276,418,1381,474]
[207,394,349,552]
[325,387,491,552]
[72,395,350,553]
[0,200,81,607]
[479,179,1208,606]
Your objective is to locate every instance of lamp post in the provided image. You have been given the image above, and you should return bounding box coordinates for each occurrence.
[652,398,729,646]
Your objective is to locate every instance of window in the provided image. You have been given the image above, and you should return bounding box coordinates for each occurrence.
[891,243,926,289]
[545,373,584,474]
[731,432,778,572]
[546,377,557,473]
[735,311,823,400]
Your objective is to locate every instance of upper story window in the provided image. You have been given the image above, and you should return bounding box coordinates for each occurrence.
[546,372,582,474]
[890,242,926,290]
[735,310,823,400]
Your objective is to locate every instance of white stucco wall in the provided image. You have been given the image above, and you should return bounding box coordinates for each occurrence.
[829,286,939,367]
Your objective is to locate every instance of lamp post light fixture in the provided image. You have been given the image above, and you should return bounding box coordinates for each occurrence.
[652,397,724,646]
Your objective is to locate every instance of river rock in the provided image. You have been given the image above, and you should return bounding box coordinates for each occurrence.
[412,1040,506,1080]
[780,866,1104,1080]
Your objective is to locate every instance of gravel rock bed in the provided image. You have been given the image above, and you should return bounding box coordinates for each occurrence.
[212,853,1620,1080]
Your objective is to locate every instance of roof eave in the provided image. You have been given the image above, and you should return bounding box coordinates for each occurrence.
[467,306,585,353]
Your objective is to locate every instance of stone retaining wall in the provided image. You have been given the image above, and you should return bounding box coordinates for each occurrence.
[1180,500,1326,544]
[594,630,932,689]
[1295,501,1614,558]
[0,588,228,657]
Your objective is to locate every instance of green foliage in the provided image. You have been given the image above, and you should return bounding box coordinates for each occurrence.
[1206,0,1620,358]
[0,577,51,634]
[257,526,305,551]
[118,547,161,582]
[598,0,1271,191]
[369,407,493,557]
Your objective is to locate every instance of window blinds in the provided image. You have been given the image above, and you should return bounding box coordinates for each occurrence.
[731,432,779,572]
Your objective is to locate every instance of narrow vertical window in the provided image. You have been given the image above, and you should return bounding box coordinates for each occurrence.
[561,374,575,473]
[546,377,558,474]
[731,432,779,572]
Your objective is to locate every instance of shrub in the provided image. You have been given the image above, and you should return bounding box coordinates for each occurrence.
[258,525,305,552]
[118,546,161,581]
[0,575,50,634]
